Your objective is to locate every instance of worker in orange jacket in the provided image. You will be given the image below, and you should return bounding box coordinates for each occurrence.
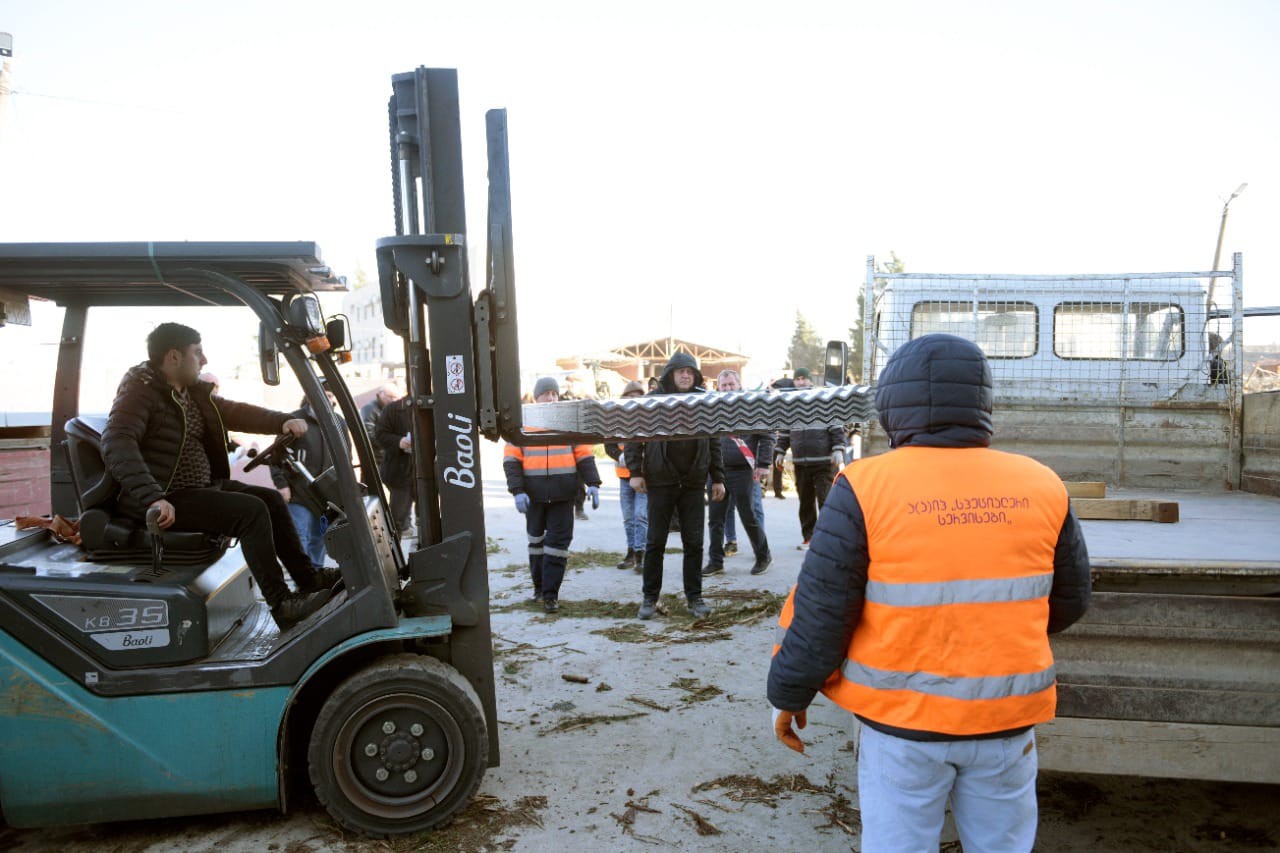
[503,377,601,613]
[768,334,1091,852]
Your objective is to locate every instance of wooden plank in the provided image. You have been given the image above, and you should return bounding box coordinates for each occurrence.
[1071,498,1179,523]
[1038,717,1280,783]
[1063,481,1106,498]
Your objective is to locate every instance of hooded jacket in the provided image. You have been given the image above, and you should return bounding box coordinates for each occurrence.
[101,362,291,519]
[767,334,1091,740]
[623,352,724,488]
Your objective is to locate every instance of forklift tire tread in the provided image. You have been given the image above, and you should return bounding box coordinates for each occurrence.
[307,653,487,837]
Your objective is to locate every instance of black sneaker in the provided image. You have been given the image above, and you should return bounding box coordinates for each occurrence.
[543,597,559,614]
[724,541,738,556]
[272,589,332,630]
[687,597,711,619]
[750,554,773,575]
[616,549,636,570]
[701,562,725,576]
[637,598,658,620]
[307,567,343,594]
[530,587,543,602]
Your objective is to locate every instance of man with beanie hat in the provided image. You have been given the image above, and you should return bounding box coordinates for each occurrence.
[768,334,1091,851]
[503,377,602,613]
[604,380,649,571]
[775,366,848,549]
[625,353,725,619]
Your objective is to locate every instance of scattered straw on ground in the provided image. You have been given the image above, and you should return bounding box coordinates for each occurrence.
[540,711,648,736]
[672,803,722,836]
[566,549,627,569]
[669,677,723,704]
[691,772,859,836]
[691,773,831,807]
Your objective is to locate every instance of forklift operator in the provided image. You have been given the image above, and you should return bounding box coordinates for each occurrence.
[101,322,339,630]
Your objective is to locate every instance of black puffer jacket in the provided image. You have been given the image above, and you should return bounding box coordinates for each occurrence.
[373,397,414,489]
[101,362,291,519]
[767,334,1092,737]
[623,352,724,488]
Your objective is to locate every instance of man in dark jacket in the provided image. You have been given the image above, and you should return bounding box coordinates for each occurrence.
[625,352,725,619]
[767,334,1091,852]
[774,367,848,549]
[359,382,400,485]
[101,323,335,630]
[373,395,416,536]
[703,369,773,576]
[503,377,602,613]
[271,388,350,566]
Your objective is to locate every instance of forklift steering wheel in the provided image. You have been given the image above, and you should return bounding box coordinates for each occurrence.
[242,431,299,473]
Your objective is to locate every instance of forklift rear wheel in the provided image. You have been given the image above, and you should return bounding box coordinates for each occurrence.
[308,653,487,836]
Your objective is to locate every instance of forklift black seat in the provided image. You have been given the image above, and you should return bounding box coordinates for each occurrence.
[64,417,225,561]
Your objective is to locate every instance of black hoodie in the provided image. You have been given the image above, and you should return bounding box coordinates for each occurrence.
[623,352,724,488]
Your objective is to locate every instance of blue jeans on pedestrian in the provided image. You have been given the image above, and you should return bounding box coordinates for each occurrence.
[857,723,1039,852]
[619,477,648,551]
[287,502,328,566]
[724,479,764,543]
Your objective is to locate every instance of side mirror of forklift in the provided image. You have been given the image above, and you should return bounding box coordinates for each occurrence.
[259,322,281,386]
[325,315,351,352]
[824,340,848,386]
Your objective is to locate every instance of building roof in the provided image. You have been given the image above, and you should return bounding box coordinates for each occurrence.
[603,337,750,366]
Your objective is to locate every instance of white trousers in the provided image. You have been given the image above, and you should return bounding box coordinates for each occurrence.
[857,723,1039,852]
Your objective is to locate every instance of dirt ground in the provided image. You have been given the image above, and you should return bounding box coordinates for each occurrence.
[2,451,1277,852]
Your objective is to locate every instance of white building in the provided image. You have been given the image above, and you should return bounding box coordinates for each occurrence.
[340,281,403,382]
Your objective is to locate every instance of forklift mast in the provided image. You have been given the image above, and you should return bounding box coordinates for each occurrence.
[378,65,875,764]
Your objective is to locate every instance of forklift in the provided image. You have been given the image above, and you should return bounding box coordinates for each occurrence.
[0,67,872,837]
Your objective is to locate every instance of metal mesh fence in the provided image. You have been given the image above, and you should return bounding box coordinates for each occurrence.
[863,259,1242,404]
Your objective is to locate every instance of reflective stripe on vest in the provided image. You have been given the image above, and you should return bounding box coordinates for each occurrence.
[774,446,1068,737]
[867,573,1053,607]
[508,445,581,476]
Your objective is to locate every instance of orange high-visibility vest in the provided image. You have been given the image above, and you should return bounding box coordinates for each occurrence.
[504,444,591,477]
[775,446,1069,736]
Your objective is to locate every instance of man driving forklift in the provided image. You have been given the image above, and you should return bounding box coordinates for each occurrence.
[101,322,339,629]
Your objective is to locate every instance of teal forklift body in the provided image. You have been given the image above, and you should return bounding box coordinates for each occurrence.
[0,615,451,829]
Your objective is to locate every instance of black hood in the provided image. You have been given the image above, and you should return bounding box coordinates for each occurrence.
[874,334,993,449]
[657,351,705,393]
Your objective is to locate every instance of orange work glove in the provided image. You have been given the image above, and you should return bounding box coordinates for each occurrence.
[772,707,808,753]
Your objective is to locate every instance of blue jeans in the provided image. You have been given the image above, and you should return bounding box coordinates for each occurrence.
[857,724,1039,852]
[724,479,764,542]
[618,478,648,551]
[287,502,328,566]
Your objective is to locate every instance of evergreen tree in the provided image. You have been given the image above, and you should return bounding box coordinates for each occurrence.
[787,311,825,378]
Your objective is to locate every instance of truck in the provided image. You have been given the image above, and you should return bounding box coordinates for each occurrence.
[854,257,1280,782]
[0,66,870,835]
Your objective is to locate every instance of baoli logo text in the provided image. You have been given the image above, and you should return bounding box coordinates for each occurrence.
[443,412,477,488]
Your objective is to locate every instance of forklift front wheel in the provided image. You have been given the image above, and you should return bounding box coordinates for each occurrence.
[307,653,487,836]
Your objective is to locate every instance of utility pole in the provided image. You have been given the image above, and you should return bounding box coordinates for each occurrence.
[1208,182,1247,310]
[0,33,13,146]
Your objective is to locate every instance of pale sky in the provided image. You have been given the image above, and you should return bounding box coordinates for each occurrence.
[2,0,1278,375]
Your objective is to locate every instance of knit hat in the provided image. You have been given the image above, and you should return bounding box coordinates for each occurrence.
[793,367,812,380]
[621,380,645,397]
[533,376,560,398]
